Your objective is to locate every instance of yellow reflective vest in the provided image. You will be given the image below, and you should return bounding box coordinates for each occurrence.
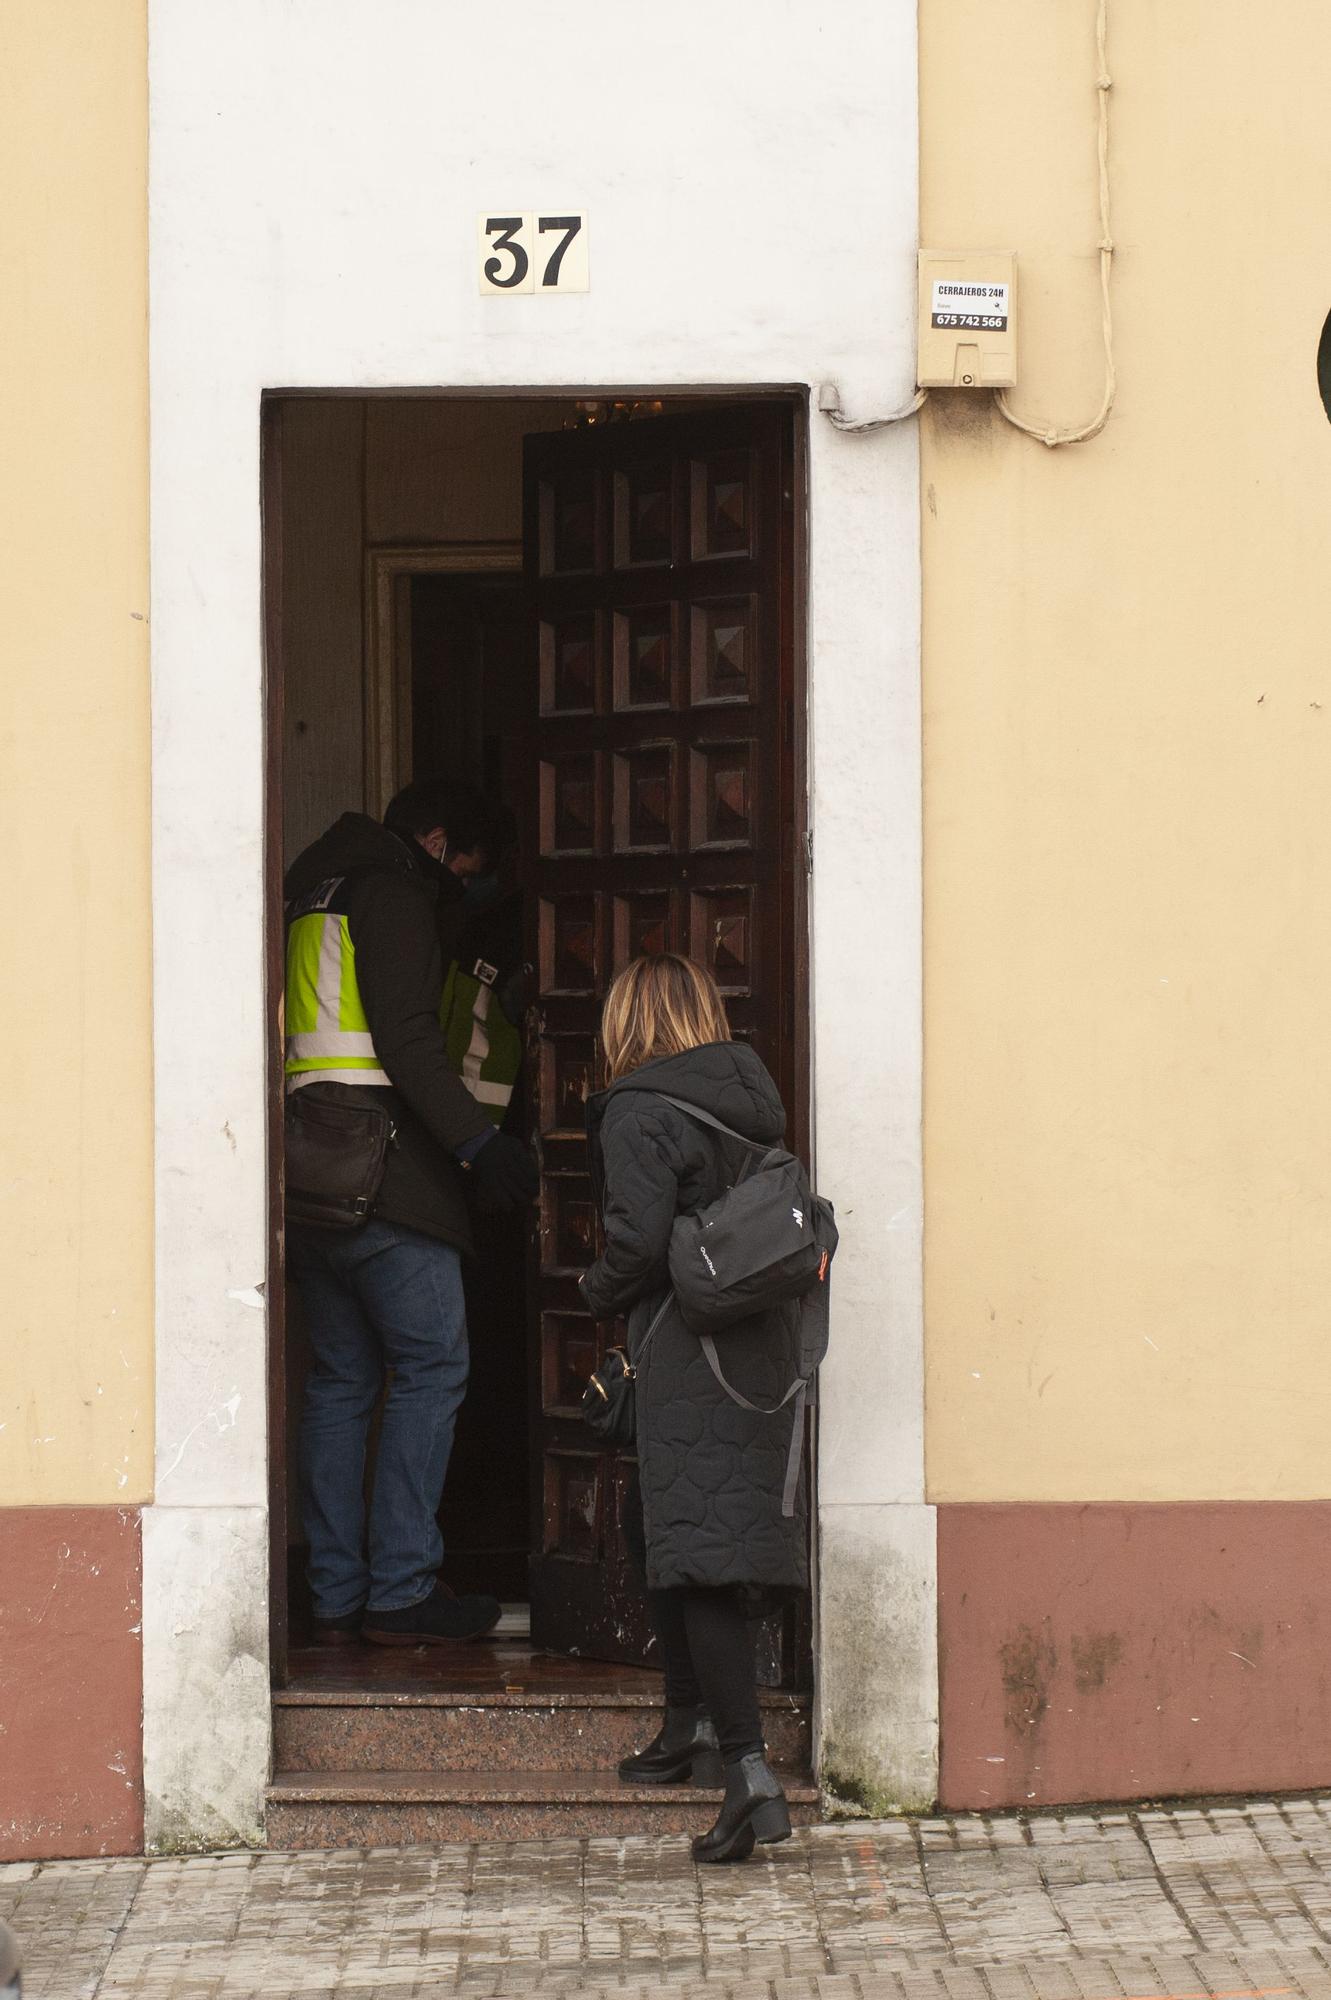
[438,958,522,1126]
[287,879,522,1120]
[285,886,390,1090]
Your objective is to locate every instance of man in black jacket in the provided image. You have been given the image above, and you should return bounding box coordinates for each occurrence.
[284,780,538,1645]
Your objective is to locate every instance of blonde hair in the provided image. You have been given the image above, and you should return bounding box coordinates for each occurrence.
[601,954,731,1083]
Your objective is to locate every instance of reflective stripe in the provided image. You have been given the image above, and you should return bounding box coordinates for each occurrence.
[288,1030,379,1059]
[440,964,517,1120]
[285,914,321,1035]
[471,1078,512,1106]
[317,911,342,1026]
[285,908,387,1080]
[287,1068,391,1092]
[461,982,491,1094]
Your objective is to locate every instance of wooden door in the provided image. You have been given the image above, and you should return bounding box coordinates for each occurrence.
[522,403,804,1676]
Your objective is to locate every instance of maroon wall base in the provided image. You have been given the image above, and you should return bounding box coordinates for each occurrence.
[0,1506,144,1858]
[938,1501,1331,1811]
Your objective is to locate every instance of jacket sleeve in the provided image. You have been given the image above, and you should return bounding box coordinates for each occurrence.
[348,874,494,1156]
[580,1101,679,1320]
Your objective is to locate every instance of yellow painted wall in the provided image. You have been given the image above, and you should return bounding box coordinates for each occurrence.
[0,3,152,1502]
[922,0,1331,1501]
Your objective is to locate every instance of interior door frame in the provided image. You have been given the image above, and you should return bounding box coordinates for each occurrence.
[363,541,522,813]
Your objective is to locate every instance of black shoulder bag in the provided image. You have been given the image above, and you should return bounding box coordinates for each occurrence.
[284,1090,394,1230]
[581,1295,672,1447]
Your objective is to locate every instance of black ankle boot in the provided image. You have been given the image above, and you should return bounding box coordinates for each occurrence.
[618,1706,724,1786]
[691,1752,792,1863]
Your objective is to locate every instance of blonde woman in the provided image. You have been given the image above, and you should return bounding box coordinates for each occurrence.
[579,954,805,1863]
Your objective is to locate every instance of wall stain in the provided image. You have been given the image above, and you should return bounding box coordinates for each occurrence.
[1000,1623,1056,1734]
[926,388,1002,448]
[1071,1629,1124,1692]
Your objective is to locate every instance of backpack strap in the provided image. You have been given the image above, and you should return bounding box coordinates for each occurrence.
[697,1332,805,1413]
[651,1092,782,1184]
[651,1093,769,1153]
[783,1383,807,1517]
[699,1333,808,1519]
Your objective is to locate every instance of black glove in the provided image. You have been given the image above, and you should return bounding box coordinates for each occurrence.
[468,1130,539,1213]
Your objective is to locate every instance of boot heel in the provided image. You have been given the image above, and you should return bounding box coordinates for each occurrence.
[751,1794,792,1844]
[691,1747,725,1789]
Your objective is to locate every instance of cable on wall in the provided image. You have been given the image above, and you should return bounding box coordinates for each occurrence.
[818,382,930,432]
[995,0,1116,447]
[818,0,1114,446]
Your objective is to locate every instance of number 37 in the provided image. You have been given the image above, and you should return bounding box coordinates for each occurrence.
[478,213,588,295]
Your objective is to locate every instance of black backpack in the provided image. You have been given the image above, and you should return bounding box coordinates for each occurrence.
[661,1094,838,1515]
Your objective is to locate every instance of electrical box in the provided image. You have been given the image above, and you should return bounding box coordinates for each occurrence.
[917,250,1017,389]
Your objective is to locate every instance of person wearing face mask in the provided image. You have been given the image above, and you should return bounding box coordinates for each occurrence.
[284,779,539,1646]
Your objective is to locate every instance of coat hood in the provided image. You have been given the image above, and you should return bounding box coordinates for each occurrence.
[284,811,423,904]
[587,1038,785,1155]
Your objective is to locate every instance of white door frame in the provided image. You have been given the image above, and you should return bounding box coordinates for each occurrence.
[144,385,933,1847]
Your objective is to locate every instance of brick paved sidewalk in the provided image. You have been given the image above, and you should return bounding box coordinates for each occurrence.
[12,1801,1331,2000]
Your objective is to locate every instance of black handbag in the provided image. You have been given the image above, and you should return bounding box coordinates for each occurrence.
[284,1090,394,1230]
[581,1296,672,1447]
[581,1345,637,1446]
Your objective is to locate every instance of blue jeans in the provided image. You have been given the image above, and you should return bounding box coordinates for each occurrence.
[289,1219,469,1618]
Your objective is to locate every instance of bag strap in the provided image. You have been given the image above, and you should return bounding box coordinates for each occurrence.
[633,1291,674,1368]
[652,1092,783,1185]
[643,1292,673,1342]
[783,1383,807,1517]
[699,1332,808,1519]
[635,1299,809,1518]
[651,1093,770,1154]
[698,1332,804,1413]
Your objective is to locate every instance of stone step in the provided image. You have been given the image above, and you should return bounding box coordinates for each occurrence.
[273,1687,811,1774]
[265,1767,821,1848]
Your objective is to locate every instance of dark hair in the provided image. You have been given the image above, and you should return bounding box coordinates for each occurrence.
[384,778,503,860]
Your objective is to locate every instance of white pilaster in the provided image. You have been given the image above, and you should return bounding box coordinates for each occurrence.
[145,0,928,1841]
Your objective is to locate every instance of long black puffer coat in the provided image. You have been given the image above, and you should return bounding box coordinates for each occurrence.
[581,1041,808,1594]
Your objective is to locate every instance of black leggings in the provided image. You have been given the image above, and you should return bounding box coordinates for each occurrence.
[647,1584,764,1765]
[626,1474,765,1765]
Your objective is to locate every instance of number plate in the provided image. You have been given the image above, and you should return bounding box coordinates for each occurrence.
[478,213,589,295]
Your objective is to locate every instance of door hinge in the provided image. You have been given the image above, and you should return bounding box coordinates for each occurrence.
[804,829,814,875]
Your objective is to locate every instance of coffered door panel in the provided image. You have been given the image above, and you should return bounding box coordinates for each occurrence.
[522,405,800,1678]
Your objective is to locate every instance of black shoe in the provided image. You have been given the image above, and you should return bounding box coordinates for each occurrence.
[618,1707,724,1787]
[362,1582,502,1646]
[311,1607,364,1647]
[691,1752,792,1864]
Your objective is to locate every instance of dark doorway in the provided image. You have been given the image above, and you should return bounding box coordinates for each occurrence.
[410,569,531,1601]
[267,391,809,1692]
